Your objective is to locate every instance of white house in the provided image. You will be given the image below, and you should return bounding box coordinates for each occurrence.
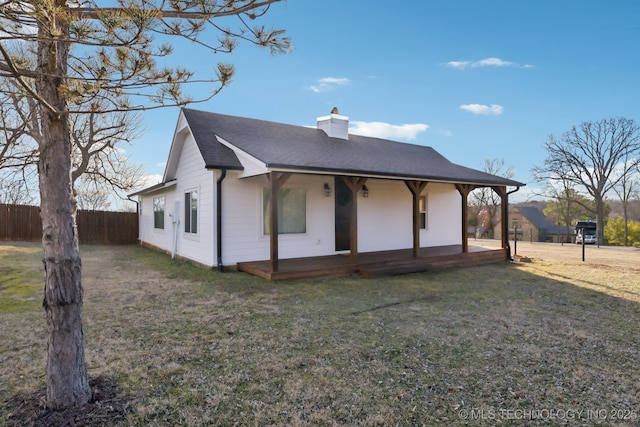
[131,108,523,279]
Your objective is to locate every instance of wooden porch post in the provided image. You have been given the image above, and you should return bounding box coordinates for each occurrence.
[404,180,428,257]
[492,186,509,251]
[265,172,291,273]
[341,176,367,263]
[455,184,475,253]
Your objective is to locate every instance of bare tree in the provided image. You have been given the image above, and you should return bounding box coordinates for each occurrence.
[0,87,39,203]
[0,0,289,409]
[2,86,148,206]
[542,189,593,242]
[533,163,583,242]
[471,159,514,238]
[0,169,37,204]
[0,87,37,171]
[533,118,640,245]
[69,99,147,202]
[71,106,147,210]
[75,180,111,210]
[1,48,147,204]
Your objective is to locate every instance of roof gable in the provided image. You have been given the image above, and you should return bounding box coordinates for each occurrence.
[515,206,556,230]
[182,109,243,170]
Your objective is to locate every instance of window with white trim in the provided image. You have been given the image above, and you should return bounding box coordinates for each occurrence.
[184,190,198,234]
[263,188,307,235]
[419,195,428,230]
[153,196,165,229]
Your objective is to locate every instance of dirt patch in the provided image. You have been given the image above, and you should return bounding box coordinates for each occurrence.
[475,238,640,271]
[2,377,133,427]
[349,294,439,315]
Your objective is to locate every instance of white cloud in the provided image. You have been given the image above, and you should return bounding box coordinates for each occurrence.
[473,57,513,68]
[349,121,429,141]
[320,77,350,84]
[444,57,528,70]
[460,104,504,116]
[445,60,471,70]
[309,77,350,93]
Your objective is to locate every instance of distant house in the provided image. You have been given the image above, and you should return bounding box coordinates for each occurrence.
[130,108,524,279]
[496,206,573,243]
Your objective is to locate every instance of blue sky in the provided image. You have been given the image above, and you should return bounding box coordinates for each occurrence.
[130,0,640,201]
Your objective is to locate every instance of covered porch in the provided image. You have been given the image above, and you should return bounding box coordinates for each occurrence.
[245,172,514,280]
[237,244,508,280]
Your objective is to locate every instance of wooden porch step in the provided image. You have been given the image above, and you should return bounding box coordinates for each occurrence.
[358,249,508,278]
[268,265,355,280]
[358,262,430,277]
[237,261,356,281]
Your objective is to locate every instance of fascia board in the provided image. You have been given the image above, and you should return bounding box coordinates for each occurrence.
[162,112,190,182]
[215,135,268,177]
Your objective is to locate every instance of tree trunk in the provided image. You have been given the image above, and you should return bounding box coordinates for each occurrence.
[36,1,91,409]
[623,201,629,247]
[39,111,91,408]
[595,197,605,246]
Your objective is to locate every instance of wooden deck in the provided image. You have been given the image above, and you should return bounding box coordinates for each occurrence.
[237,244,509,280]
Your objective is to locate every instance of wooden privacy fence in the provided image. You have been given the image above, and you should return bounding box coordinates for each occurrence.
[0,204,138,244]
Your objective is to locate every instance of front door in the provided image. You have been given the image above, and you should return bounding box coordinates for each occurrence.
[334,176,351,251]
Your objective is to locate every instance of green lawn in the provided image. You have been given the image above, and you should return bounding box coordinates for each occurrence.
[1,242,639,426]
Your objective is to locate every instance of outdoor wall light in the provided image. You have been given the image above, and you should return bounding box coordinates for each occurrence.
[324,183,331,197]
[362,185,369,197]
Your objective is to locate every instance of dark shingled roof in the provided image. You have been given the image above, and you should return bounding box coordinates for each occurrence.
[514,206,557,230]
[182,108,525,187]
[183,109,243,170]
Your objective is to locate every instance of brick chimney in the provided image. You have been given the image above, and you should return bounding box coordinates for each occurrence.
[317,107,349,140]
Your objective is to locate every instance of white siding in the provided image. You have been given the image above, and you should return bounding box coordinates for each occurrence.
[357,181,461,252]
[138,188,177,253]
[172,132,215,266]
[219,176,462,265]
[138,132,216,267]
[140,157,462,266]
[220,173,335,264]
[421,183,461,246]
[358,180,413,252]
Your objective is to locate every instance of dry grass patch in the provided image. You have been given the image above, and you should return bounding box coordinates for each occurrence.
[0,242,42,313]
[1,241,639,426]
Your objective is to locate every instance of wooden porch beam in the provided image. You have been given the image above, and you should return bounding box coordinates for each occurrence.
[277,173,292,187]
[404,180,428,257]
[341,176,367,263]
[456,184,475,253]
[264,172,292,188]
[342,176,368,193]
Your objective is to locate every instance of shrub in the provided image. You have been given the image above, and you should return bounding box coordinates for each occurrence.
[604,216,640,246]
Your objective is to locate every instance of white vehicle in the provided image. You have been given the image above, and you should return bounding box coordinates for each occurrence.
[575,221,597,244]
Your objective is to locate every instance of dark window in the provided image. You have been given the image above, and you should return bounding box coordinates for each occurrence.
[153,196,165,229]
[419,195,427,230]
[184,191,198,234]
